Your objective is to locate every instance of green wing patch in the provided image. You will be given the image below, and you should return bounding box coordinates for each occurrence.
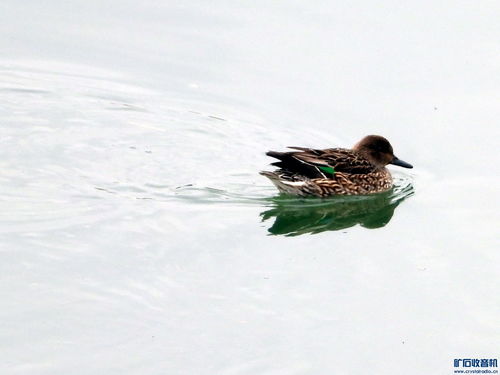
[319,166,336,175]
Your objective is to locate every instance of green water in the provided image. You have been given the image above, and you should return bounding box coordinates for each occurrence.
[261,182,414,236]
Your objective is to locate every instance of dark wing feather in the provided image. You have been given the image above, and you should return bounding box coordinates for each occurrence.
[295,148,376,174]
[266,147,376,178]
[265,150,327,178]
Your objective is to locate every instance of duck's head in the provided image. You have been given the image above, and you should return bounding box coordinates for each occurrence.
[353,135,413,169]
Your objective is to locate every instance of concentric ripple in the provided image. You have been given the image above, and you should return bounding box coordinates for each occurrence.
[0,62,415,237]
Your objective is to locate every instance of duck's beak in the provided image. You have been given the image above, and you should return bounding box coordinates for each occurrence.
[390,156,413,169]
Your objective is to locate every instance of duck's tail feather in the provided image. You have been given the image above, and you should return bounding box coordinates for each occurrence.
[260,171,309,196]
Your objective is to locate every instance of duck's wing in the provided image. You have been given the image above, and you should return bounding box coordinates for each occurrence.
[266,147,375,178]
[293,148,376,174]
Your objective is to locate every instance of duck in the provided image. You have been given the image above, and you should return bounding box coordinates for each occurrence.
[260,135,413,197]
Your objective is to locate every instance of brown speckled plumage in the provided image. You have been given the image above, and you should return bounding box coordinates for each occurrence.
[261,135,412,197]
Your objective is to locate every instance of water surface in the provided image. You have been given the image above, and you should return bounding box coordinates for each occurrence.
[1,2,499,375]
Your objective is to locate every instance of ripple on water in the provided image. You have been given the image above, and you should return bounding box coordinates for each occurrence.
[0,62,415,235]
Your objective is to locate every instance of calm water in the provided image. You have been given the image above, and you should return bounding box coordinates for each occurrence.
[1,2,499,374]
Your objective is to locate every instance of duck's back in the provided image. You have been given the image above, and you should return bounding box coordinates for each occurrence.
[266,147,376,179]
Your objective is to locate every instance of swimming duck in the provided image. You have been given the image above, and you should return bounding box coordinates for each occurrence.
[261,135,413,197]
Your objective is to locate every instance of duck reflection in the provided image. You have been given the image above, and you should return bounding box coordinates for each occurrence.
[260,185,414,236]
